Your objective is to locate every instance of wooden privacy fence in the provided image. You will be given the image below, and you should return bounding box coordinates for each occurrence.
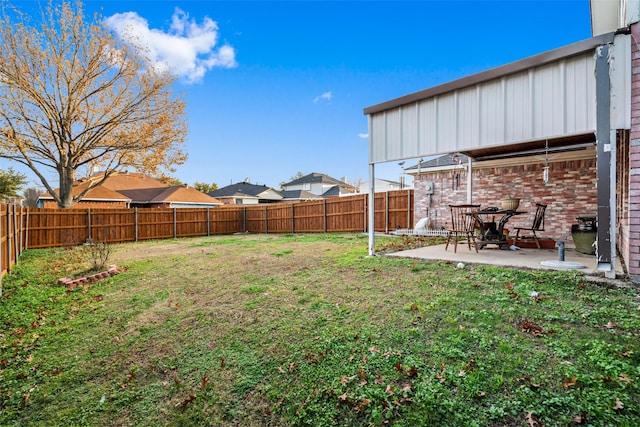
[0,204,29,292]
[0,191,413,281]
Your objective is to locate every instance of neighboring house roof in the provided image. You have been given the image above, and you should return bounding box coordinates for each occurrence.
[117,185,221,205]
[321,186,342,197]
[149,186,221,204]
[210,182,279,198]
[404,154,469,172]
[282,172,351,187]
[39,172,221,207]
[80,172,167,191]
[279,190,322,200]
[39,180,132,203]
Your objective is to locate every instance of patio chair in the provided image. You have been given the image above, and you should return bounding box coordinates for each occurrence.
[445,204,480,253]
[513,203,547,248]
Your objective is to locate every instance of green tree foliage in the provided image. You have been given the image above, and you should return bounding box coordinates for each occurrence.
[0,167,27,200]
[193,182,218,193]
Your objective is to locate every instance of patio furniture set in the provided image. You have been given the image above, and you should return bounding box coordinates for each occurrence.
[445,203,547,253]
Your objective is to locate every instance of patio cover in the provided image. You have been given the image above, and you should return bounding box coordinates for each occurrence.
[363,32,631,279]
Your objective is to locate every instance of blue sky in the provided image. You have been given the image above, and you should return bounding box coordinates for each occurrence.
[10,0,594,190]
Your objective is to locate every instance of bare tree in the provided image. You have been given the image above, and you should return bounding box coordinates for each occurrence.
[22,187,42,208]
[0,1,187,208]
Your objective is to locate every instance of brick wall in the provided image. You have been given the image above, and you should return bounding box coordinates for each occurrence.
[413,158,597,242]
[628,22,640,280]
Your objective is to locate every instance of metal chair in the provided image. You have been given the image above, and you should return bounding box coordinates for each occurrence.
[445,204,480,253]
[513,203,547,248]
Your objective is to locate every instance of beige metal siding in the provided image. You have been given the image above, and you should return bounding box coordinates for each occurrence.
[369,51,597,164]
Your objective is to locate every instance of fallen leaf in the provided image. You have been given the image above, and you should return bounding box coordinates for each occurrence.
[177,394,197,409]
[613,397,624,411]
[604,321,617,329]
[563,376,577,388]
[525,411,542,426]
[200,375,208,389]
[458,370,466,377]
[505,281,515,289]
[385,384,394,394]
[353,397,371,412]
[572,413,587,423]
[374,375,384,384]
[277,366,285,374]
[618,373,631,382]
[289,362,296,371]
[340,376,347,385]
[338,392,348,402]
[407,365,418,378]
[357,366,367,379]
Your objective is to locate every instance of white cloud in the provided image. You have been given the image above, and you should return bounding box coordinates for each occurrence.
[104,8,237,84]
[358,133,368,139]
[313,91,332,103]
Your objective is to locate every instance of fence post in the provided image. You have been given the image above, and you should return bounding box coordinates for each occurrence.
[243,206,246,232]
[13,205,18,264]
[17,206,22,258]
[207,208,211,236]
[7,204,12,273]
[24,209,29,250]
[363,195,367,233]
[407,189,411,229]
[385,192,389,234]
[87,208,92,243]
[323,199,327,233]
[134,208,139,241]
[291,204,295,233]
[264,205,268,234]
[173,208,177,239]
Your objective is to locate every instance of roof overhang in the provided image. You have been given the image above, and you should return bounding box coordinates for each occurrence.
[364,34,614,116]
[363,32,627,166]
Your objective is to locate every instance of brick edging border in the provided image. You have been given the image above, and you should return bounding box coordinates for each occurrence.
[58,265,120,290]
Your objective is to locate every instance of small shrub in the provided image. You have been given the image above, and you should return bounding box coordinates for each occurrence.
[86,241,113,270]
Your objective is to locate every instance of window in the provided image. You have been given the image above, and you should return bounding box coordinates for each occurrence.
[302,183,311,191]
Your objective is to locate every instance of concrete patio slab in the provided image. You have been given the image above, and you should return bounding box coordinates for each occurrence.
[384,241,625,278]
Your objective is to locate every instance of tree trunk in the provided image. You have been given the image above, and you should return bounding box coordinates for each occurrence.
[58,169,75,209]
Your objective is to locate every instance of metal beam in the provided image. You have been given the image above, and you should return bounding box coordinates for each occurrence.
[368,163,376,256]
[595,44,616,277]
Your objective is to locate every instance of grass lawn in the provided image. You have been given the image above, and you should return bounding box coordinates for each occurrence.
[1,233,639,426]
